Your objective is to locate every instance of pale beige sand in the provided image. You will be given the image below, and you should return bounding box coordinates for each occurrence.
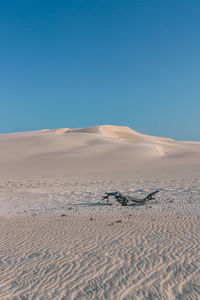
[0,126,200,299]
[0,125,200,179]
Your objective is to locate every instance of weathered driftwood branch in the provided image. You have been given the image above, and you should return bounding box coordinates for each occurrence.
[102,191,159,206]
[102,192,119,202]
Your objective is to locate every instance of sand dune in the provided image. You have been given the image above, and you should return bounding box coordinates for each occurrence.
[0,125,200,299]
[0,125,200,179]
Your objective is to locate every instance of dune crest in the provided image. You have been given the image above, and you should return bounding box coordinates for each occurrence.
[97,125,141,140]
[53,128,71,134]
[62,125,140,140]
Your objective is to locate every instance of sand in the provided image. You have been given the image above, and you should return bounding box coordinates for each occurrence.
[0,125,200,299]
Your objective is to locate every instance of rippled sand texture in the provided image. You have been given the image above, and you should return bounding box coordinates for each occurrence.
[0,175,200,300]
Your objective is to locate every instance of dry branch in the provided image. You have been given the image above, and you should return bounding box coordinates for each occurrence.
[102,191,159,206]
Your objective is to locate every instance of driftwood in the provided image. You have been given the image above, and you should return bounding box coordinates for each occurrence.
[102,191,159,206]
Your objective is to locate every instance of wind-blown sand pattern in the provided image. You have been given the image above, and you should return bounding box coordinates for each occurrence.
[0,126,200,299]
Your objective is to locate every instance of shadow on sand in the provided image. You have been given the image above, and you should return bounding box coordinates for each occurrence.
[76,202,147,207]
[77,202,113,207]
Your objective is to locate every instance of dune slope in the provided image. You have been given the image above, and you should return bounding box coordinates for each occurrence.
[0,125,200,178]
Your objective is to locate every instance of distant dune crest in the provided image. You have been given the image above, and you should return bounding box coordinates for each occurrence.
[65,125,142,141]
[49,125,173,142]
[53,128,71,134]
[97,125,141,140]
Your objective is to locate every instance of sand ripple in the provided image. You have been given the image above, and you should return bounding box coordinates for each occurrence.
[0,210,199,299]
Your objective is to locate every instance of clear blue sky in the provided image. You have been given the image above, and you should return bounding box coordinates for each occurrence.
[0,0,200,140]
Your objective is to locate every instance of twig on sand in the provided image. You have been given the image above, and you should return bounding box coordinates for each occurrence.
[102,191,159,206]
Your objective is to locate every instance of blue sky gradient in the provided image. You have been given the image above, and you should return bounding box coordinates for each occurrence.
[0,0,200,140]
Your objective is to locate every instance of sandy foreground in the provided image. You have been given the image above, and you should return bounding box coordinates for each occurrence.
[0,126,200,299]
